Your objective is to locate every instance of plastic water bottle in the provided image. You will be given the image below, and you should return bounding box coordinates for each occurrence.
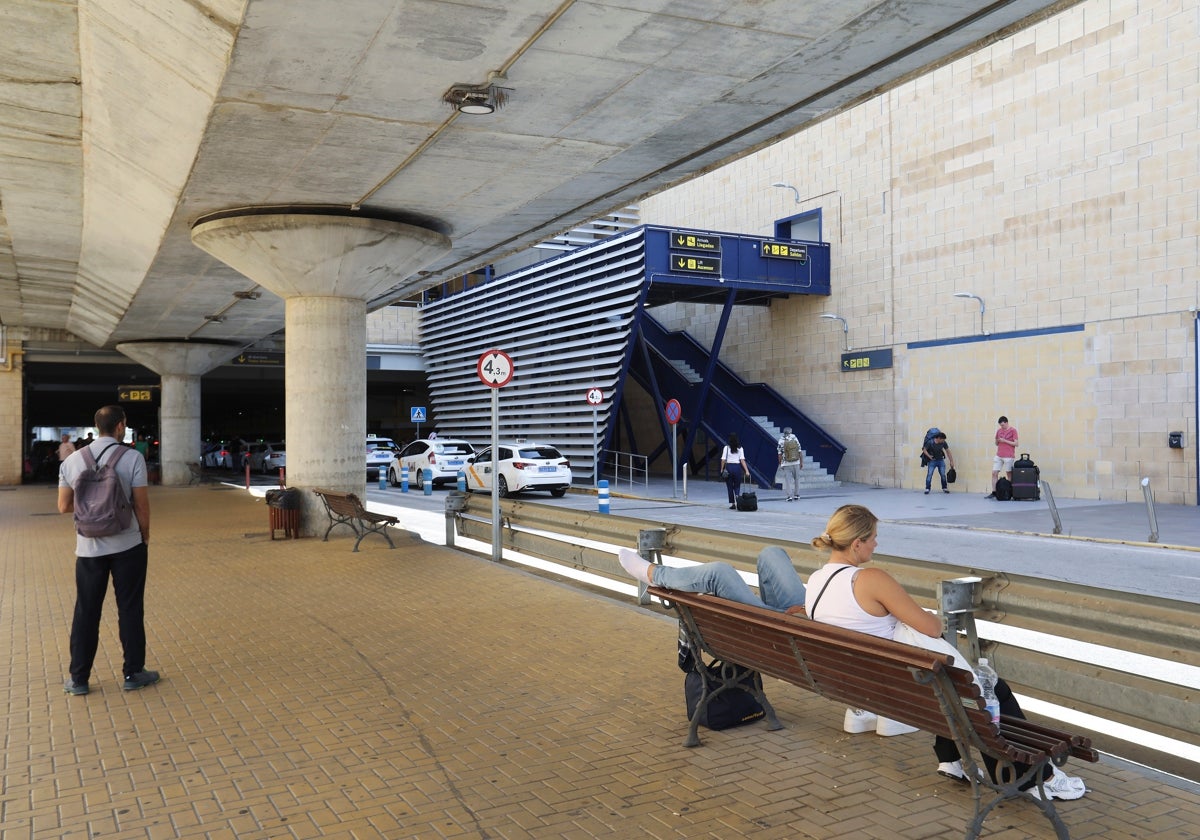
[976,658,1000,724]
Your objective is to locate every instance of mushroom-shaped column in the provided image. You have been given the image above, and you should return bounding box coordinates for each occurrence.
[115,340,244,486]
[191,210,451,535]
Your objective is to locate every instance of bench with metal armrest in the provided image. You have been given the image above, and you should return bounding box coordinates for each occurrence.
[649,585,1098,840]
[311,488,399,551]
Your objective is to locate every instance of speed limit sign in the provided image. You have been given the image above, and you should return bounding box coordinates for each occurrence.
[477,349,514,388]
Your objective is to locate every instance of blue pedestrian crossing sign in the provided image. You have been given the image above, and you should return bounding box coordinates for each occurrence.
[411,406,427,423]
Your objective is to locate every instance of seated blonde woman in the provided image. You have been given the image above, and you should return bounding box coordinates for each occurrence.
[806,504,1086,799]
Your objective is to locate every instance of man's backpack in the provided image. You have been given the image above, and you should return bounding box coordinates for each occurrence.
[73,443,134,537]
[994,477,1013,501]
[782,437,801,462]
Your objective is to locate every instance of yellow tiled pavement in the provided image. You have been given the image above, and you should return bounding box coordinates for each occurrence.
[2,485,1197,839]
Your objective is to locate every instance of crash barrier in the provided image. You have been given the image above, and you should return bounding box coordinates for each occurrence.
[447,493,1199,780]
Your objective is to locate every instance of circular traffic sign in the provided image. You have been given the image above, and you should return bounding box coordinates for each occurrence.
[477,349,514,388]
[665,398,682,425]
[585,388,603,406]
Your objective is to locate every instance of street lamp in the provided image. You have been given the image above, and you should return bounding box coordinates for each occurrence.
[819,313,849,351]
[953,292,986,335]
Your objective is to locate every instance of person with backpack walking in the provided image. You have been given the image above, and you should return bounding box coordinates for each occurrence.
[57,405,160,696]
[921,431,955,494]
[776,427,804,501]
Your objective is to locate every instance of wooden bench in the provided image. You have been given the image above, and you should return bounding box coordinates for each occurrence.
[648,585,1098,840]
[312,488,399,551]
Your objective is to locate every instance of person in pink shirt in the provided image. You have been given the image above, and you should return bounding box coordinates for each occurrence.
[988,416,1019,498]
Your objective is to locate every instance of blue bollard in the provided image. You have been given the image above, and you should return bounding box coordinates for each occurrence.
[423,472,433,496]
[457,470,466,492]
[378,467,387,490]
[598,479,610,514]
[401,464,409,493]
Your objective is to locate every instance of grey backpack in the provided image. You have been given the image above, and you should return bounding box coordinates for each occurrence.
[73,443,134,537]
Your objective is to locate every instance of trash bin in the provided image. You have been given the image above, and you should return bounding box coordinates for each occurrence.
[266,488,302,540]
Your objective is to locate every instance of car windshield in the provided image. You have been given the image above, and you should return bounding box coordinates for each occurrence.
[436,443,472,455]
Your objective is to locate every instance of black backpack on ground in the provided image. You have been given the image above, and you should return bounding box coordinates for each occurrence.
[678,627,765,730]
[994,477,1013,501]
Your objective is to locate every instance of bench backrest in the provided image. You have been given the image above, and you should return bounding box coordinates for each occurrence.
[313,489,366,516]
[650,587,1032,762]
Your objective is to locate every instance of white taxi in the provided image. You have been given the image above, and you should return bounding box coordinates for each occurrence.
[464,441,572,498]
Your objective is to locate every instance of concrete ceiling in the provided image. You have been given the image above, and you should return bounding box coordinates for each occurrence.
[1,0,1068,352]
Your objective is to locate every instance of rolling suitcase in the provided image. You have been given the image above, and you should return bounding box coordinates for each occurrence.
[736,483,758,511]
[1011,452,1040,500]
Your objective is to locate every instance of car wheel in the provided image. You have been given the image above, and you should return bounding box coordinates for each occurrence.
[550,488,567,498]
[388,467,399,487]
[415,469,426,491]
[497,476,511,498]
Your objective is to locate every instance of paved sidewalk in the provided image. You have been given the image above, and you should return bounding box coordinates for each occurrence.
[2,483,1198,839]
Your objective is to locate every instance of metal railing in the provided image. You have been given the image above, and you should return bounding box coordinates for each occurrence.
[446,493,1200,780]
[599,449,649,491]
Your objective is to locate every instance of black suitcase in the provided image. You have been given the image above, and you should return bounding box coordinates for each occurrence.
[1011,453,1040,500]
[736,485,758,511]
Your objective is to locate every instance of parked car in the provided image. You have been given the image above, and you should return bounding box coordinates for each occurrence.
[366,435,397,477]
[388,438,475,490]
[250,441,286,474]
[204,437,253,469]
[464,442,572,498]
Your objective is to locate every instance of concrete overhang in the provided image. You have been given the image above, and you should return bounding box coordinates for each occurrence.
[0,0,1075,351]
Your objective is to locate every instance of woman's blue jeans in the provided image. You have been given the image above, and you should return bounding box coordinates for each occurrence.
[652,546,806,612]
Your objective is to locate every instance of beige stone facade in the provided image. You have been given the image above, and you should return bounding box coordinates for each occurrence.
[0,341,23,484]
[638,0,1198,503]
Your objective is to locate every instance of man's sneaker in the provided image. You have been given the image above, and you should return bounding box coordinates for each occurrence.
[123,670,160,691]
[63,678,89,696]
[924,489,930,494]
[843,707,877,733]
[1028,768,1087,800]
[986,492,996,499]
[937,761,984,783]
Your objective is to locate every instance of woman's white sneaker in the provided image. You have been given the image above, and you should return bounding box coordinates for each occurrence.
[843,708,877,733]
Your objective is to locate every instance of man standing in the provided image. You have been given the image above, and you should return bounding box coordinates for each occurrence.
[57,405,160,696]
[922,432,956,494]
[776,427,804,501]
[989,416,1020,498]
[56,433,75,471]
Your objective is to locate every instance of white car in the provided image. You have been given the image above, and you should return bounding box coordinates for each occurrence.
[366,435,397,477]
[250,441,286,474]
[388,438,475,490]
[464,442,572,498]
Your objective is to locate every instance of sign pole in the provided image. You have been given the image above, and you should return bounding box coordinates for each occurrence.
[491,385,500,561]
[477,350,514,564]
[664,398,682,499]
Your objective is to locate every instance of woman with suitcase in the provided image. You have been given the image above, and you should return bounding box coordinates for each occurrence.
[719,433,750,510]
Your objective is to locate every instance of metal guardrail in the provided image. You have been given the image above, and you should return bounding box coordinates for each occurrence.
[448,494,1200,779]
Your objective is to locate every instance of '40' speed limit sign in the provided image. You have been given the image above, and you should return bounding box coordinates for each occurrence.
[477,349,514,388]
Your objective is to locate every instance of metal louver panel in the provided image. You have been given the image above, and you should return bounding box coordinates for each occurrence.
[419,229,649,482]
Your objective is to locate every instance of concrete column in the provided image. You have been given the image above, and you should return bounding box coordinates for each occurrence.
[191,210,451,536]
[116,340,243,485]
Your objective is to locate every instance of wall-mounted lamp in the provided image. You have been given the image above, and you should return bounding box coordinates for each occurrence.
[953,292,986,335]
[819,313,850,351]
[771,182,801,204]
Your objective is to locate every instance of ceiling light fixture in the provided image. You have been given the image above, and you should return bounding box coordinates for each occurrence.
[443,72,511,115]
[204,315,225,323]
[232,290,262,300]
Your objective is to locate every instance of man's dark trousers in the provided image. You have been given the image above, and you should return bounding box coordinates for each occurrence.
[70,542,148,683]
